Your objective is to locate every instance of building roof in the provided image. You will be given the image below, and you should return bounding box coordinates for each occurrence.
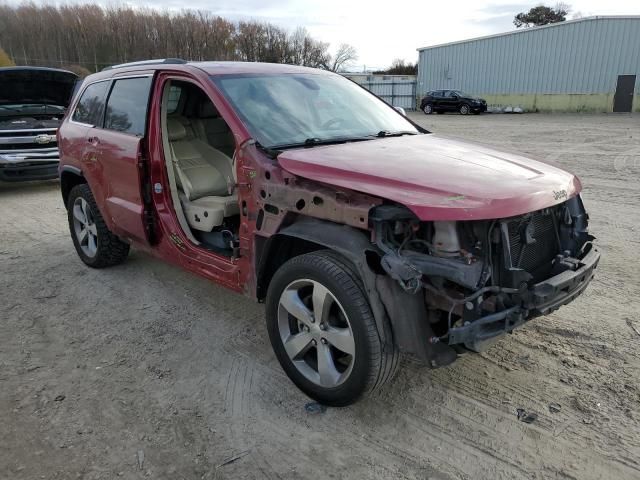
[417,15,640,51]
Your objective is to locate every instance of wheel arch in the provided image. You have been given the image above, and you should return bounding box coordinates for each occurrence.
[256,217,458,365]
[60,166,86,209]
[256,217,393,345]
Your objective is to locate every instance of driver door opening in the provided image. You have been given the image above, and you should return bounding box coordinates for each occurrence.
[160,79,239,256]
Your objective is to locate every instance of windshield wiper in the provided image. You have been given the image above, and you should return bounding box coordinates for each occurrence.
[375,130,419,137]
[267,136,374,153]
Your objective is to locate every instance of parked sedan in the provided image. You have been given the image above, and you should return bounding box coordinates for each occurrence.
[420,90,487,115]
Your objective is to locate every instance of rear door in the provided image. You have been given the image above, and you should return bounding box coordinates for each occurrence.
[91,74,154,244]
[65,79,112,204]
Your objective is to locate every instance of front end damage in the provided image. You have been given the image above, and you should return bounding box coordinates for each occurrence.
[370,195,600,358]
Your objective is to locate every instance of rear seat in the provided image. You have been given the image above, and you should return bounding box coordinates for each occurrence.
[167,117,238,232]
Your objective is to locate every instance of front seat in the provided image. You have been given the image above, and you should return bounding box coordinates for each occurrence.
[167,117,238,232]
[193,102,236,158]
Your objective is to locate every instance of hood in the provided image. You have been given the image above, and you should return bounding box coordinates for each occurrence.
[0,67,78,109]
[278,134,581,221]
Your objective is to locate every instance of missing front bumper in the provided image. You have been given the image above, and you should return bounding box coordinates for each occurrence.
[447,245,600,351]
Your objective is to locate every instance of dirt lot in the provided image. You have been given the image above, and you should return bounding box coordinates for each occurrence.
[1,113,639,480]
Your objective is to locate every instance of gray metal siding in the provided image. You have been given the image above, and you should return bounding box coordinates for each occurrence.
[417,17,640,95]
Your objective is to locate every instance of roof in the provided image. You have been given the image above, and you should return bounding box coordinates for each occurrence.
[417,15,640,51]
[84,60,333,85]
[192,61,329,76]
[86,60,332,83]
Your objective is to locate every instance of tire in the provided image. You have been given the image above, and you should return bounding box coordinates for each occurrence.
[459,103,470,115]
[422,103,433,114]
[67,183,130,268]
[266,250,399,406]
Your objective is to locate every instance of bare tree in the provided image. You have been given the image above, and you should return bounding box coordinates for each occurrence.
[324,43,358,72]
[0,3,334,72]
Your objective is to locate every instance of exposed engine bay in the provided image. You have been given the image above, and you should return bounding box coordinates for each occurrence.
[0,115,63,131]
[370,195,599,352]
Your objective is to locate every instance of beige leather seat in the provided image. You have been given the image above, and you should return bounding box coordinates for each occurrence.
[193,102,236,159]
[167,117,238,231]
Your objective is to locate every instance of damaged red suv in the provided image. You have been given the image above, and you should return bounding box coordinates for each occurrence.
[58,60,600,405]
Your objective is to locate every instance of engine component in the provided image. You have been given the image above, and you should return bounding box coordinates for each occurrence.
[432,221,461,257]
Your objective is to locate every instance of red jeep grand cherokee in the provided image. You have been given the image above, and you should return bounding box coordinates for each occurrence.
[58,60,600,405]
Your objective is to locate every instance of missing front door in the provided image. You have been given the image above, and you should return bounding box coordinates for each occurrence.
[613,75,636,113]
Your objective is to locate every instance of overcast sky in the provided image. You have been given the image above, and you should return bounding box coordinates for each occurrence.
[26,0,640,69]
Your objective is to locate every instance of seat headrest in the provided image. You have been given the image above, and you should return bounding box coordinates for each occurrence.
[199,102,219,118]
[167,117,187,141]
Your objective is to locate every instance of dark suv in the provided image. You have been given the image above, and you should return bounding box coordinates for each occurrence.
[57,60,598,406]
[421,90,487,115]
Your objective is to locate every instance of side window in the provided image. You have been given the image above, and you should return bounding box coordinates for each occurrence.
[72,81,110,126]
[166,86,182,114]
[104,77,153,136]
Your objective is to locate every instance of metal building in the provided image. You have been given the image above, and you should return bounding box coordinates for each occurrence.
[417,16,640,113]
[342,73,418,110]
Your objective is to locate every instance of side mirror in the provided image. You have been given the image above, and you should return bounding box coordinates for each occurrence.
[394,106,407,116]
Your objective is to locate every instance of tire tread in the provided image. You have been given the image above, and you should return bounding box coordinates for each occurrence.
[67,184,130,268]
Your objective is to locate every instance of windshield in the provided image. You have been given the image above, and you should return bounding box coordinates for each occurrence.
[451,90,472,97]
[212,73,418,149]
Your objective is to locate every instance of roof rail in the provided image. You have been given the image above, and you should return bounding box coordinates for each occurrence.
[102,58,187,72]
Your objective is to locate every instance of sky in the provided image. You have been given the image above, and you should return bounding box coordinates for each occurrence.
[19,0,640,70]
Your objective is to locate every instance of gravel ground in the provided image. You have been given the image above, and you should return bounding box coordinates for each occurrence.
[1,113,639,480]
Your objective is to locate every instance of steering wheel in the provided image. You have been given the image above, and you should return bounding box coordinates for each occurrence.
[321,118,346,130]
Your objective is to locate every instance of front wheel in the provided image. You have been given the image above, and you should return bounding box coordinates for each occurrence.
[67,184,130,268]
[422,103,433,114]
[266,251,399,406]
[459,103,470,115]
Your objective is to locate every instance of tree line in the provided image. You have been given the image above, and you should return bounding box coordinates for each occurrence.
[0,3,357,74]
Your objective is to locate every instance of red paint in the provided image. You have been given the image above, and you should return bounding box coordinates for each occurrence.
[58,61,586,300]
[278,134,581,221]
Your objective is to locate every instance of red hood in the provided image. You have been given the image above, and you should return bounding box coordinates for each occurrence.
[278,134,581,221]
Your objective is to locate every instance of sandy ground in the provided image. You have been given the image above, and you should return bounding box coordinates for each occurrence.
[1,113,639,480]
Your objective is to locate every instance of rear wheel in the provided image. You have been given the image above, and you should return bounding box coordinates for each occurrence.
[459,103,470,115]
[266,251,398,406]
[422,103,433,114]
[67,184,130,268]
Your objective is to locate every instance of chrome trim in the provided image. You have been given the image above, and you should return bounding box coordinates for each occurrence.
[0,134,57,145]
[0,147,58,154]
[112,73,154,79]
[69,119,95,128]
[0,127,58,134]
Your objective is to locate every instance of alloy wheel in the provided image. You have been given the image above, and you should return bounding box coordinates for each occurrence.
[277,279,355,388]
[72,197,98,258]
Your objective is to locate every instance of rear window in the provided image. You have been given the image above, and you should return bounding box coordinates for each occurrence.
[72,81,110,126]
[104,77,153,136]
